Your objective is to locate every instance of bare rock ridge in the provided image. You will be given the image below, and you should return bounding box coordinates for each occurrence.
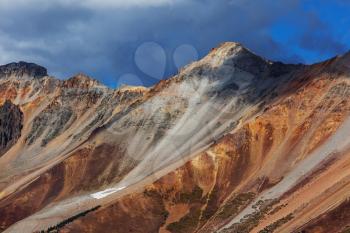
[63,73,104,89]
[0,61,47,79]
[1,42,350,233]
[213,42,302,78]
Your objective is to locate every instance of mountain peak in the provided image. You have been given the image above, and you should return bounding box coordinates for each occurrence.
[0,61,47,79]
[63,73,103,89]
[208,42,248,59]
[186,42,301,79]
[70,73,95,82]
[214,42,271,73]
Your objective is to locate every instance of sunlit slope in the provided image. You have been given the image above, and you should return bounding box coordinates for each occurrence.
[56,53,350,233]
[2,43,350,233]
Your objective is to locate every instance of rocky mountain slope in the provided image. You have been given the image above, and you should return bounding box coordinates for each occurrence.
[1,42,350,233]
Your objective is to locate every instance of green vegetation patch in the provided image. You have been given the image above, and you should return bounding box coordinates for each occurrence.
[38,205,101,233]
[200,185,220,221]
[166,207,201,233]
[176,185,204,204]
[221,199,279,233]
[258,213,294,233]
[217,192,256,219]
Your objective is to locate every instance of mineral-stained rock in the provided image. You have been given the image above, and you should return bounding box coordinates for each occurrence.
[2,43,350,233]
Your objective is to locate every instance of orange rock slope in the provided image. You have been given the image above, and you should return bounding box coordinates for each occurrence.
[1,43,350,233]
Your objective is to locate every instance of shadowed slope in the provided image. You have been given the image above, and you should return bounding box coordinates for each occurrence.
[0,100,23,157]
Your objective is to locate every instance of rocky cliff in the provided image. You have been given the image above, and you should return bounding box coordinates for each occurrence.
[0,100,23,156]
[0,43,350,233]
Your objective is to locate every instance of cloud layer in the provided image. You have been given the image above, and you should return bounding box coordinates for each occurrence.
[0,0,349,86]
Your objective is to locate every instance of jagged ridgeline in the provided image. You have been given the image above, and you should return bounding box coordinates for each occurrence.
[1,43,350,233]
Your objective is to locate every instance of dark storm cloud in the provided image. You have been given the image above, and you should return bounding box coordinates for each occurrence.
[0,5,92,38]
[0,0,348,86]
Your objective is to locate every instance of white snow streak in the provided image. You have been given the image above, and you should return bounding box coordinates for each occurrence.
[90,186,127,199]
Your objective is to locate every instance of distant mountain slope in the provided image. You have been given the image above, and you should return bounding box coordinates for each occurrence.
[1,43,350,233]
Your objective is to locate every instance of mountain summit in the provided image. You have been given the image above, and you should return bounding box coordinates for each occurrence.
[1,43,350,233]
[0,61,47,79]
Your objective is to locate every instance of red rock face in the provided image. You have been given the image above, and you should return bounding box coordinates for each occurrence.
[1,48,350,233]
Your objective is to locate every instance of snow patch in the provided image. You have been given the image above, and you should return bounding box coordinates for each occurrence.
[90,186,127,199]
